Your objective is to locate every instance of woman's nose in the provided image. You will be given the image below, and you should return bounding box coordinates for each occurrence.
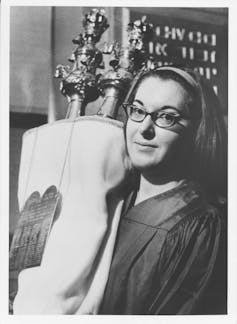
[138,115,155,139]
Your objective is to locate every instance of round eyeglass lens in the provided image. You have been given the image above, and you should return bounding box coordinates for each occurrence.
[155,113,176,127]
[129,106,145,122]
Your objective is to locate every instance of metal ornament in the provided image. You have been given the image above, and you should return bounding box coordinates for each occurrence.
[9,186,61,271]
[55,9,109,118]
[97,16,154,118]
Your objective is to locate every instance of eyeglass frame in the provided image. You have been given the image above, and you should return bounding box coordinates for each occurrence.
[122,102,189,129]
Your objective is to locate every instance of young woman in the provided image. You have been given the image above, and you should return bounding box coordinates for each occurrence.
[99,66,227,315]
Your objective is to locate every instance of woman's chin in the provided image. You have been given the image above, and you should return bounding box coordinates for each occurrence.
[132,160,162,174]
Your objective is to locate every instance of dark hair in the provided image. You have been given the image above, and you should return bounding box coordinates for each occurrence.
[124,67,227,198]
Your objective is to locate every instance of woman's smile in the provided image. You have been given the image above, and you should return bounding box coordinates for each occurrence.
[134,141,158,149]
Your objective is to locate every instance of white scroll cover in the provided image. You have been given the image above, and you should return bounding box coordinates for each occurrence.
[13,116,132,314]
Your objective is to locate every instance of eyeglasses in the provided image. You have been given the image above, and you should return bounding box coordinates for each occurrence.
[123,103,186,129]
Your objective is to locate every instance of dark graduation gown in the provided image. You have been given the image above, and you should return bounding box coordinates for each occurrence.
[99,180,227,315]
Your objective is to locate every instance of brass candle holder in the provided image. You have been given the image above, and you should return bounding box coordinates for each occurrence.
[97,16,154,119]
[55,9,109,119]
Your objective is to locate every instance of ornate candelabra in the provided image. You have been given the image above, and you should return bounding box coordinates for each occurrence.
[55,9,109,119]
[97,16,154,119]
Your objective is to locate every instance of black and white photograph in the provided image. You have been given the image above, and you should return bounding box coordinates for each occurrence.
[1,1,237,323]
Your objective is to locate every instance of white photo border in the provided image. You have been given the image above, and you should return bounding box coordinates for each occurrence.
[1,0,237,323]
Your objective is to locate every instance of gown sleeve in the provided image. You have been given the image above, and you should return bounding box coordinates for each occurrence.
[148,205,227,315]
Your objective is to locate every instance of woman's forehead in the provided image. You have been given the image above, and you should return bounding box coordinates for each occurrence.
[136,75,189,94]
[134,76,193,113]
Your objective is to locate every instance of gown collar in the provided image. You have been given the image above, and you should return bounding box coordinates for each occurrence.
[122,180,205,228]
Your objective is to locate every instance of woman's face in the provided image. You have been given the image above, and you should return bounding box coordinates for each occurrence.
[126,76,193,174]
